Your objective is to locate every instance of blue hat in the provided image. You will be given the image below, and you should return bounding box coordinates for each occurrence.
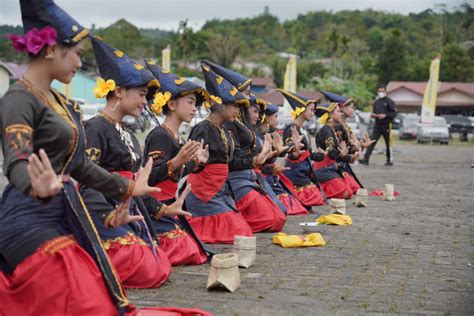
[320,90,353,107]
[249,94,267,112]
[201,60,252,92]
[145,60,210,114]
[265,103,279,116]
[260,103,278,124]
[276,89,316,111]
[315,102,338,118]
[91,36,157,99]
[202,63,249,106]
[20,0,89,47]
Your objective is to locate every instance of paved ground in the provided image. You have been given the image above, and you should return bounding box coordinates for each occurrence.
[1,142,473,315]
[128,143,474,315]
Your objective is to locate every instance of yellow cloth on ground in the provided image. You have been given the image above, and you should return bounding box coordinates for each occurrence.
[272,232,326,248]
[316,214,353,226]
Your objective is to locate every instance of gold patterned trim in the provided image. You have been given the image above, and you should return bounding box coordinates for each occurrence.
[104,210,116,228]
[154,204,168,221]
[4,124,33,134]
[295,183,316,192]
[86,147,102,163]
[102,232,148,250]
[158,227,187,240]
[72,28,90,43]
[238,78,253,92]
[42,235,76,256]
[66,186,129,306]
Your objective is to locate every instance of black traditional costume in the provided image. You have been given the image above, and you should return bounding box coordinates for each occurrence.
[313,103,354,199]
[278,89,324,207]
[143,60,209,265]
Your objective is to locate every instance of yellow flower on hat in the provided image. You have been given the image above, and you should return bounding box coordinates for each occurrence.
[134,63,144,70]
[216,76,223,84]
[114,50,124,58]
[94,78,116,98]
[151,91,172,115]
[291,107,305,119]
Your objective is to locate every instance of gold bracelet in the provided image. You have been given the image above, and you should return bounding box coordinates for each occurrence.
[104,210,117,228]
[166,160,174,177]
[154,204,168,220]
[121,179,135,201]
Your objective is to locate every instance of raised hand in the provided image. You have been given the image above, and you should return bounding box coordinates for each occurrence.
[109,198,144,228]
[352,149,361,162]
[27,149,63,198]
[254,134,272,165]
[316,146,329,156]
[361,132,375,148]
[272,131,289,155]
[163,184,192,217]
[338,141,349,156]
[132,158,161,197]
[173,140,200,167]
[273,161,290,175]
[350,132,362,151]
[290,126,304,156]
[195,139,209,164]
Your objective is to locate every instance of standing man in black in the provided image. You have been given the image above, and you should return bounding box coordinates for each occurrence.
[360,85,397,166]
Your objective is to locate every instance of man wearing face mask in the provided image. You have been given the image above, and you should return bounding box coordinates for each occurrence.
[359,85,397,166]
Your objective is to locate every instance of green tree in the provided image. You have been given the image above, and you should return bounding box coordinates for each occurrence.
[98,19,147,58]
[376,28,409,84]
[440,43,474,81]
[176,19,194,62]
[205,34,239,67]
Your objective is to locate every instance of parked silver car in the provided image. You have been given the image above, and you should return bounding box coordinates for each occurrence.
[417,116,449,145]
[399,115,420,140]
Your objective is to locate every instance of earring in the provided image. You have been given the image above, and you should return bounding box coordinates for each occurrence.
[45,54,52,59]
[112,99,121,111]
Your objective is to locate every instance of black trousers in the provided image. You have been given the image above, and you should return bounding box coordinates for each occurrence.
[364,123,393,162]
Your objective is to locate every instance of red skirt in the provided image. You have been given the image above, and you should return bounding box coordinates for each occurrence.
[278,193,309,215]
[342,172,361,194]
[158,228,207,266]
[321,178,353,199]
[236,189,286,233]
[295,184,324,206]
[106,235,171,289]
[187,211,253,244]
[0,235,119,316]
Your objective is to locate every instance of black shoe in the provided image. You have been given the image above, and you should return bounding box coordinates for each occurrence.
[359,159,369,165]
[384,161,393,166]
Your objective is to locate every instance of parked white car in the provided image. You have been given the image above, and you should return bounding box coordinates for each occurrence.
[417,116,449,145]
[80,103,104,122]
[399,114,420,140]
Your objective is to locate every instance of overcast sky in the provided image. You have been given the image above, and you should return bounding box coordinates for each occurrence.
[1,0,467,31]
